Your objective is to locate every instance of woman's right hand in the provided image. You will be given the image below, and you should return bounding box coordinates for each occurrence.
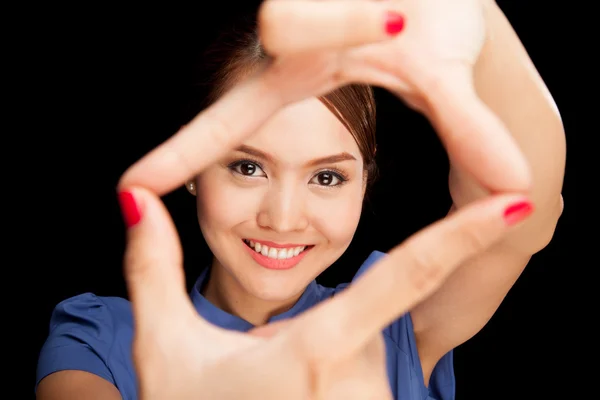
[120,187,531,400]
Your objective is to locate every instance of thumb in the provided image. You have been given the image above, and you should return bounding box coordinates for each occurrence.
[118,187,193,332]
[425,67,532,192]
[258,0,406,56]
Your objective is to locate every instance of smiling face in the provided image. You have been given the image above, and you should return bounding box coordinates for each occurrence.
[194,97,367,304]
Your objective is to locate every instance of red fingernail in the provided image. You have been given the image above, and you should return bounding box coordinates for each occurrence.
[118,191,142,228]
[503,200,534,226]
[385,11,405,36]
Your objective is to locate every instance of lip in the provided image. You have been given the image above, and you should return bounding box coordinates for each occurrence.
[246,239,311,248]
[242,239,312,270]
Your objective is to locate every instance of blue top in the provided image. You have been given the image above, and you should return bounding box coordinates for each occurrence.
[36,251,454,399]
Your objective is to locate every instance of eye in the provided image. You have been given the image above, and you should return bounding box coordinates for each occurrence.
[229,160,266,177]
[309,171,347,187]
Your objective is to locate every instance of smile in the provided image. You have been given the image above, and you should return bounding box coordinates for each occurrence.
[242,239,313,270]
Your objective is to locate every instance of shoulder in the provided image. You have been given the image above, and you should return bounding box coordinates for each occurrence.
[37,293,137,397]
[323,250,388,296]
[354,250,387,279]
[46,292,135,342]
[50,292,133,324]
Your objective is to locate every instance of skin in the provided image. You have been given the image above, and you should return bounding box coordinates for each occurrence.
[37,0,565,398]
[196,98,368,326]
[196,0,566,385]
[195,0,566,386]
[409,0,565,382]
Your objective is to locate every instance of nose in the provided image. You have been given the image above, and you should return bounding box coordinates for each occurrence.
[257,183,309,233]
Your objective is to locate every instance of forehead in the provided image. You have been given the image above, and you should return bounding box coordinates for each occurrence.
[242,97,362,163]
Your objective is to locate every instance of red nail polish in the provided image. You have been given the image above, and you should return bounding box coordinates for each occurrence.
[118,191,142,228]
[504,201,534,226]
[385,11,405,36]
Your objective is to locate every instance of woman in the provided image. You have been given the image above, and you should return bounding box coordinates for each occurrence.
[36,0,565,399]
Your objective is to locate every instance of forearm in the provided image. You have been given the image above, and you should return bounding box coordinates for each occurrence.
[449,0,566,253]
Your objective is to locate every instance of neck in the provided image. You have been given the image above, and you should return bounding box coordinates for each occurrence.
[202,258,302,326]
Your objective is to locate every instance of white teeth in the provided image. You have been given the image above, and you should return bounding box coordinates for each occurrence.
[245,240,307,260]
[277,249,288,259]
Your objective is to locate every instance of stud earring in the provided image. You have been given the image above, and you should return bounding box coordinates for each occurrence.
[186,181,196,195]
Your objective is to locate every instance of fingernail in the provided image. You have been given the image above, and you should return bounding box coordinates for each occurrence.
[503,200,534,226]
[385,11,405,36]
[118,190,142,228]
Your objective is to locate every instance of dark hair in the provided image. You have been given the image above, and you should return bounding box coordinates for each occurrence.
[201,15,378,186]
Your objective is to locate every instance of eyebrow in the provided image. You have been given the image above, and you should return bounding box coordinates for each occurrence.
[234,144,357,167]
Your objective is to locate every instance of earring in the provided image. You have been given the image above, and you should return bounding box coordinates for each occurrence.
[186,181,196,195]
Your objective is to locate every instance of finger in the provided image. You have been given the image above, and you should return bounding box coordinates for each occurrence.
[424,67,532,192]
[345,42,531,192]
[119,187,196,331]
[258,0,406,56]
[118,76,283,195]
[294,193,534,362]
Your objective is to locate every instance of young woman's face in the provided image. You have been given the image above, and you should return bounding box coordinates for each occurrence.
[195,97,366,302]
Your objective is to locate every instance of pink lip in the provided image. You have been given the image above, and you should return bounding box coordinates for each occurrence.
[242,240,312,270]
[246,239,310,248]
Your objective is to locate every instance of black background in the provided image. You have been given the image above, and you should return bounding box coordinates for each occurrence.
[18,1,585,398]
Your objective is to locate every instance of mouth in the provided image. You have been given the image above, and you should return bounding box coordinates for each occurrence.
[242,239,313,270]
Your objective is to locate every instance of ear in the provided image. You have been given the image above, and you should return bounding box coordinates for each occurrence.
[185,180,197,196]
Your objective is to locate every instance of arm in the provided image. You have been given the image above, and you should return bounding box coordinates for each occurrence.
[411,0,566,383]
[37,371,121,400]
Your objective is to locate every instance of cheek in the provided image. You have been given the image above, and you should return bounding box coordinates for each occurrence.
[310,185,364,245]
[195,168,364,247]
[195,171,260,232]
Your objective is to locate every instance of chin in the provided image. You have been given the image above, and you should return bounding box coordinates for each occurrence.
[219,248,316,304]
[239,266,314,303]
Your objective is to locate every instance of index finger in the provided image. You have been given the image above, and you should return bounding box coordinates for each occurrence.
[118,76,283,194]
[292,194,533,362]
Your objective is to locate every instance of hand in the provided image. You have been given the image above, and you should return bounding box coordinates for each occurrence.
[121,187,530,399]
[120,0,530,198]
[117,2,534,398]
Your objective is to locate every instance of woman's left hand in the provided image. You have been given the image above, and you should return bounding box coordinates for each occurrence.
[257,0,530,193]
[121,0,529,200]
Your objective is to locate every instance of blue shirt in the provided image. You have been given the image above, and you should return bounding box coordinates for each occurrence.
[36,251,455,399]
